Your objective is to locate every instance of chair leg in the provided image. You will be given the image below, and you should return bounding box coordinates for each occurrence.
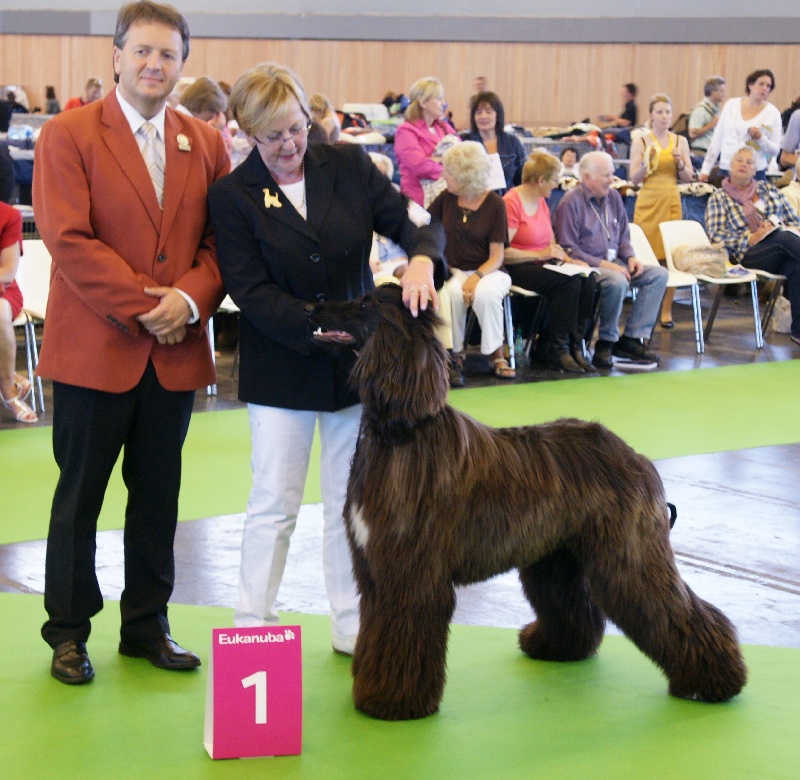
[761,279,784,334]
[503,295,515,371]
[703,285,724,342]
[691,285,704,354]
[524,297,547,357]
[25,317,44,414]
[749,280,764,349]
[207,315,217,396]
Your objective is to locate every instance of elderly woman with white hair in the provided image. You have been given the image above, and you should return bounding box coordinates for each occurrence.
[394,76,457,206]
[428,140,513,380]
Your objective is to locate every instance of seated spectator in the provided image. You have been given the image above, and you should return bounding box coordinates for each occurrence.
[5,91,27,114]
[597,83,638,145]
[1,201,37,423]
[503,151,597,373]
[463,91,526,195]
[0,100,11,133]
[309,93,341,143]
[554,151,667,369]
[428,141,513,381]
[779,105,800,171]
[688,77,726,159]
[700,69,781,183]
[367,153,408,282]
[45,86,61,115]
[63,78,103,111]
[706,146,800,346]
[560,147,581,178]
[394,76,456,206]
[179,76,233,157]
[0,143,15,204]
[781,161,800,214]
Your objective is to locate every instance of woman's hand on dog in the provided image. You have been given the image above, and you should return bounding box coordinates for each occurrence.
[402,256,439,317]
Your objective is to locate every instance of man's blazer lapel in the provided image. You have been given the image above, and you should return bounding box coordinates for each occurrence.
[100,94,162,231]
[159,108,192,249]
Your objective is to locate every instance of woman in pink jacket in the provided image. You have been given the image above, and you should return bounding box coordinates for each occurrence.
[394,77,456,206]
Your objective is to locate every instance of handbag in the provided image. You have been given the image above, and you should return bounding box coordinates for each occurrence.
[421,177,447,209]
[672,243,728,277]
[768,295,792,334]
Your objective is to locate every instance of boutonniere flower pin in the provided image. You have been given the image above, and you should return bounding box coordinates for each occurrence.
[177,134,192,152]
[263,189,282,209]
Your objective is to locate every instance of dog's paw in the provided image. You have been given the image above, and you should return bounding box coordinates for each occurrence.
[518,620,600,662]
[354,694,440,721]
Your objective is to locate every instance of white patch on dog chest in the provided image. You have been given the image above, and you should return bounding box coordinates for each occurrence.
[349,505,370,548]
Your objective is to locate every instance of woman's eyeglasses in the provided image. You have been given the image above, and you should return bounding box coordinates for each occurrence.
[257,122,312,145]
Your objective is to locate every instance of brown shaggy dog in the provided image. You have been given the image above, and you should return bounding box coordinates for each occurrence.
[310,285,747,721]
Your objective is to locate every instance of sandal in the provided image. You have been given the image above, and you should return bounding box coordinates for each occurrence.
[1,389,38,423]
[14,374,32,401]
[491,357,516,379]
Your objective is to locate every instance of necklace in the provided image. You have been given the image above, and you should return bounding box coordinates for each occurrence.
[461,206,470,224]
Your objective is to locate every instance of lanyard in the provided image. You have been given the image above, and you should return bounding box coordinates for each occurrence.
[589,198,611,241]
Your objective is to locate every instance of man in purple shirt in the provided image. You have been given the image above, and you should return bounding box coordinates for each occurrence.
[554,152,667,368]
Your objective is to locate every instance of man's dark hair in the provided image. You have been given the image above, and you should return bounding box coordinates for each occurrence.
[624,83,638,98]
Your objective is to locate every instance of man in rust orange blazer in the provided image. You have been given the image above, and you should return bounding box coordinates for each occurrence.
[32,1,229,685]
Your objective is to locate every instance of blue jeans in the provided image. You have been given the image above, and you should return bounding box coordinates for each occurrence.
[596,263,668,342]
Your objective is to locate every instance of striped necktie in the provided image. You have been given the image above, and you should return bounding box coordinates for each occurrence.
[139,121,164,208]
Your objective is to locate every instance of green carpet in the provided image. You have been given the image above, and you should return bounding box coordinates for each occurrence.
[1,593,798,779]
[2,361,799,545]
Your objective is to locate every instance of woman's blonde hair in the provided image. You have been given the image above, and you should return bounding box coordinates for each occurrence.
[442,141,491,197]
[309,92,332,116]
[230,62,311,138]
[522,151,560,185]
[648,93,673,114]
[405,77,444,122]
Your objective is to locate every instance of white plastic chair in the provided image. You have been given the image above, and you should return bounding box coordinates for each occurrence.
[629,223,704,353]
[659,220,764,349]
[341,103,390,122]
[463,286,540,371]
[207,294,240,396]
[15,239,52,413]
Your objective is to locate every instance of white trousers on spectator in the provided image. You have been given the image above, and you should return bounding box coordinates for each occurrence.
[445,268,511,354]
[235,402,361,650]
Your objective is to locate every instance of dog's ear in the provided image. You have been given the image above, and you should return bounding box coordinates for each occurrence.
[353,288,449,443]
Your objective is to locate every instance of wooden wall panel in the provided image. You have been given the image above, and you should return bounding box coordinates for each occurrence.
[3,35,798,131]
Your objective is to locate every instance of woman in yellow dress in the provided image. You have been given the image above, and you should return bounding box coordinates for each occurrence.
[630,94,694,327]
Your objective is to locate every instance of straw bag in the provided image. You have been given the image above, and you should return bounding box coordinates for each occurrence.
[672,243,728,277]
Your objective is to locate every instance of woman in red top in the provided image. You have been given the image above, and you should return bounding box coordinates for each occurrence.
[0,202,37,422]
[503,152,597,373]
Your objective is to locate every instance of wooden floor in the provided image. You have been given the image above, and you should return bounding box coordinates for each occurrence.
[3,289,800,650]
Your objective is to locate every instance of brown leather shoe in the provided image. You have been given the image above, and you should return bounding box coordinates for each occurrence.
[119,633,201,670]
[51,640,95,685]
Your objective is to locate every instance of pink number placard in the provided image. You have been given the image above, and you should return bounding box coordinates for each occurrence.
[204,626,302,760]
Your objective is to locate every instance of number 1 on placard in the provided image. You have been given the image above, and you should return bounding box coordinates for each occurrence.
[241,670,268,724]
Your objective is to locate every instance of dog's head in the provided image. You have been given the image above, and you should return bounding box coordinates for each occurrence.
[309,285,449,442]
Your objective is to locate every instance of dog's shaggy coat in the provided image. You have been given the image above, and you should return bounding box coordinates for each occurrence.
[311,285,747,721]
